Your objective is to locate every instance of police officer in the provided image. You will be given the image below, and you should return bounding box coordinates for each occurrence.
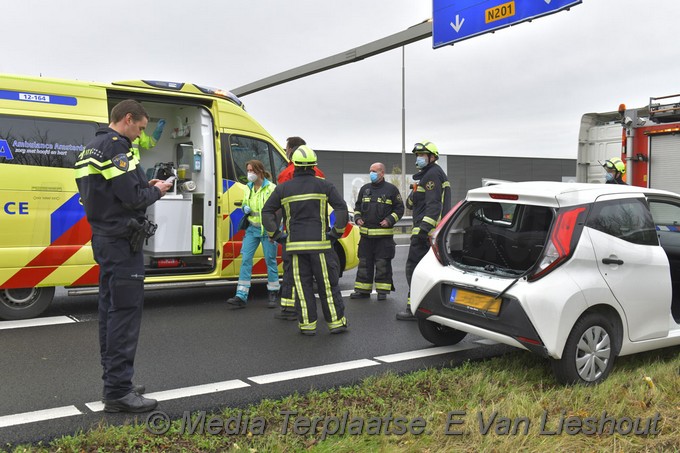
[262,145,349,335]
[75,99,172,412]
[275,137,326,320]
[396,141,451,321]
[350,162,404,301]
[603,157,626,184]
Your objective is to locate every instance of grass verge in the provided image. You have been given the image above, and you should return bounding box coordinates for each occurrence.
[6,346,680,452]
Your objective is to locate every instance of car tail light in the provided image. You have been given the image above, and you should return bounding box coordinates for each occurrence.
[431,201,463,265]
[528,206,586,281]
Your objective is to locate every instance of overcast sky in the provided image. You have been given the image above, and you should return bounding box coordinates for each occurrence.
[3,0,680,159]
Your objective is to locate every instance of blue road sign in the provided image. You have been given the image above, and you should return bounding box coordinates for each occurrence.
[433,0,582,48]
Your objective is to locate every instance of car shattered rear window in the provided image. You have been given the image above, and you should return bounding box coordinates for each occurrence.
[445,202,553,276]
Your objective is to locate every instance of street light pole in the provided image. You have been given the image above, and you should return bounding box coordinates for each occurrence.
[401,45,406,199]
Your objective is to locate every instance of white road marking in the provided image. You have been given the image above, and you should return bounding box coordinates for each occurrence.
[85,379,250,412]
[374,343,479,363]
[0,406,82,428]
[249,359,380,385]
[0,316,77,330]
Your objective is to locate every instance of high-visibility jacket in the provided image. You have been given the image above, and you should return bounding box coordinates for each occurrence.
[74,127,161,237]
[242,178,276,233]
[354,179,404,237]
[131,130,156,161]
[406,162,451,237]
[263,168,347,253]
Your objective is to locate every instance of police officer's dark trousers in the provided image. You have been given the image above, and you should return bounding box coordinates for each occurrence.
[92,235,145,400]
[355,236,396,294]
[405,235,430,306]
[292,251,346,333]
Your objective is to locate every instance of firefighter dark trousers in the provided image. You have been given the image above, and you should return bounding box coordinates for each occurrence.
[92,235,145,400]
[354,236,396,294]
[280,243,296,309]
[405,235,430,307]
[292,251,347,333]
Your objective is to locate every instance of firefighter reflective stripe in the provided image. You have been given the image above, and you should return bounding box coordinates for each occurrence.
[416,186,426,193]
[292,254,310,325]
[411,226,421,236]
[390,212,400,223]
[376,282,392,291]
[359,227,395,236]
[319,253,339,321]
[286,240,332,252]
[422,216,438,228]
[355,281,372,290]
[281,193,328,204]
[328,317,346,329]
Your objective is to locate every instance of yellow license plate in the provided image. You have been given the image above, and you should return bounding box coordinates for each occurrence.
[450,288,501,315]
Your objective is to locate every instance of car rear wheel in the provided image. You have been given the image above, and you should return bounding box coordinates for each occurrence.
[0,287,55,320]
[551,312,617,385]
[418,318,467,346]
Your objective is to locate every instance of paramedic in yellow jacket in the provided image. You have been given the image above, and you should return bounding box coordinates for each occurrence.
[226,160,280,309]
[131,119,165,161]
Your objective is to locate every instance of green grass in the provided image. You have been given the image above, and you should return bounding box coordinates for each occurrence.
[5,346,680,452]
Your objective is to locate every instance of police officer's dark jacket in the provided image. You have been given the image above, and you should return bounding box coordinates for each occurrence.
[354,178,404,237]
[75,127,161,237]
[407,162,451,237]
[262,168,348,253]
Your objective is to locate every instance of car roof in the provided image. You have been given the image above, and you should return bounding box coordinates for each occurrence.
[466,181,679,207]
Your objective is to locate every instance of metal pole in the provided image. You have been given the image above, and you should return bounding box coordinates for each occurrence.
[401,46,406,198]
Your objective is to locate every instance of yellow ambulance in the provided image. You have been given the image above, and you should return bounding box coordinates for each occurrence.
[0,74,359,320]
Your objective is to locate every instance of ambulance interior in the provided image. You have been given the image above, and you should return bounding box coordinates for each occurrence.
[109,98,217,275]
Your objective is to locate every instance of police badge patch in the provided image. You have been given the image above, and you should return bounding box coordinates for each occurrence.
[112,153,129,171]
[426,181,435,190]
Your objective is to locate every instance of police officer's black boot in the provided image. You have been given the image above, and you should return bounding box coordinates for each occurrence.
[267,291,279,309]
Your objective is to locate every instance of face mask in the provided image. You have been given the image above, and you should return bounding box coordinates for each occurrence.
[605,172,614,182]
[247,172,258,182]
[369,171,379,183]
[415,156,428,169]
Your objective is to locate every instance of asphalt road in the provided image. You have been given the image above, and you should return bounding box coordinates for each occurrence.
[0,242,511,447]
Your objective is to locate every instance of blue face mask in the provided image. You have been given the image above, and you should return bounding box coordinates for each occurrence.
[605,172,614,182]
[369,171,379,183]
[415,156,428,169]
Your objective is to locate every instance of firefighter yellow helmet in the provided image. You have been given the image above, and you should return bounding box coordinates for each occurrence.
[412,140,439,157]
[291,145,317,167]
[603,157,626,174]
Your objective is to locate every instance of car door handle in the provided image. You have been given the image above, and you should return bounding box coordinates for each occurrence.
[602,258,624,265]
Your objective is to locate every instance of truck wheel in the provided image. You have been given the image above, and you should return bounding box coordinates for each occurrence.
[0,287,55,320]
[551,312,617,385]
[418,318,467,346]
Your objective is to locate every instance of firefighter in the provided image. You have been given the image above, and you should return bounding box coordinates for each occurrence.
[275,137,326,320]
[75,100,172,412]
[350,162,404,301]
[603,157,626,184]
[396,140,451,321]
[262,145,349,335]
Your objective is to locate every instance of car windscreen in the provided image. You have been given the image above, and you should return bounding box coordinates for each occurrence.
[444,201,553,276]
